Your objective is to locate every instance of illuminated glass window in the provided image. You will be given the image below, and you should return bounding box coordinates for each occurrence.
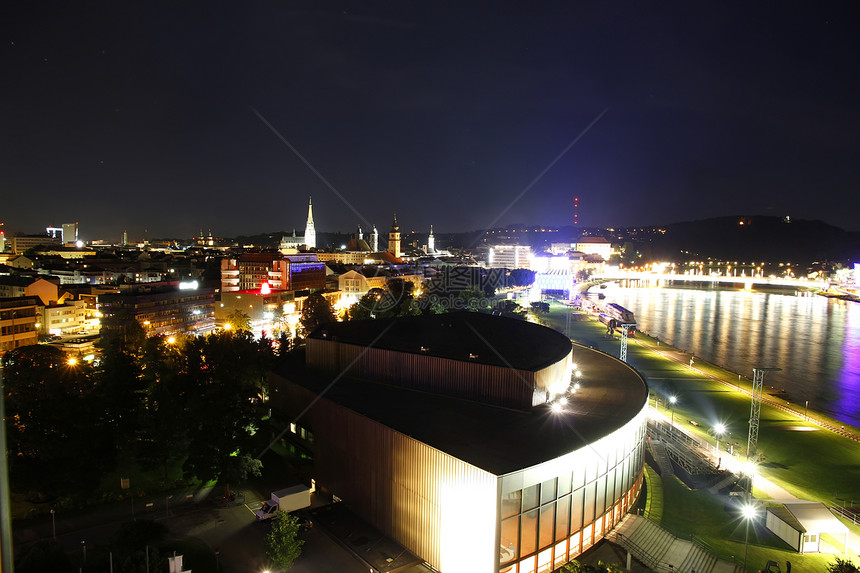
[558,472,572,497]
[573,463,586,489]
[595,475,607,515]
[583,484,596,529]
[520,555,536,573]
[502,490,522,519]
[539,504,554,549]
[540,478,557,506]
[554,540,568,568]
[570,488,584,531]
[521,509,538,556]
[555,495,571,541]
[537,548,553,573]
[500,516,519,564]
[522,484,539,512]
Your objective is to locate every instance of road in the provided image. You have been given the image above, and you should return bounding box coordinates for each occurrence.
[14,487,374,573]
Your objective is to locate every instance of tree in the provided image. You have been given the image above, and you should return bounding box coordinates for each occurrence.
[530,301,550,314]
[496,299,526,319]
[15,540,75,573]
[135,337,191,484]
[347,280,419,321]
[2,346,115,498]
[828,558,859,573]
[181,331,265,496]
[110,519,168,565]
[299,293,336,335]
[276,329,294,357]
[458,286,490,311]
[265,512,305,570]
[508,268,536,287]
[226,309,252,332]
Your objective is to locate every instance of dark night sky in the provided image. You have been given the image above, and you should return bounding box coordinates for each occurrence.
[2,1,859,241]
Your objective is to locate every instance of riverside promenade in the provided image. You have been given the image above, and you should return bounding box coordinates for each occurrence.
[542,302,860,572]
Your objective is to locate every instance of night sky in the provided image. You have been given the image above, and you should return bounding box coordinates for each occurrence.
[3,1,858,241]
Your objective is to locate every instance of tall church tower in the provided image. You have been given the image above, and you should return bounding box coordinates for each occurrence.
[304,197,316,249]
[371,225,379,252]
[388,214,401,259]
[427,224,435,254]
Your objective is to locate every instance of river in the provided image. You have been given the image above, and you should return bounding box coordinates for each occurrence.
[593,282,860,427]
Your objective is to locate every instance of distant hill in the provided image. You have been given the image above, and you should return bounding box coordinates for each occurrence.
[647,216,860,264]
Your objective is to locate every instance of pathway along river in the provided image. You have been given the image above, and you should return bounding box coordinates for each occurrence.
[593,282,860,427]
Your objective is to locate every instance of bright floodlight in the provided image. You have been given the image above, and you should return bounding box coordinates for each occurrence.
[167,336,176,345]
[741,503,757,520]
[573,383,580,390]
[575,370,582,377]
[551,402,564,414]
[558,397,568,406]
[67,357,78,366]
[669,395,677,404]
[714,423,726,435]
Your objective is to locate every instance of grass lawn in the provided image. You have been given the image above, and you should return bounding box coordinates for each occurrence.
[661,476,848,573]
[542,302,860,571]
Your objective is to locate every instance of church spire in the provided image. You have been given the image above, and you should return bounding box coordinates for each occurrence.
[304,196,316,249]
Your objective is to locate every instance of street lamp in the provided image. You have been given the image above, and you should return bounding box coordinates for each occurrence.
[714,423,726,468]
[741,503,757,571]
[50,508,56,541]
[669,395,677,427]
[714,423,726,453]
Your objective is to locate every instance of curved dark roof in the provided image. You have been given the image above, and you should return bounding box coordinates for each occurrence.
[273,342,648,476]
[309,312,571,372]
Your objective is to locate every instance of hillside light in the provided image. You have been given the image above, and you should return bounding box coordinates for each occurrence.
[669,395,677,426]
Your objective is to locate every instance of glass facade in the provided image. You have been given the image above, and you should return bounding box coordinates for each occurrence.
[499,411,646,573]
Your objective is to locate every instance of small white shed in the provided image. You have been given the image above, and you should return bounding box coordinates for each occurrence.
[766,502,849,554]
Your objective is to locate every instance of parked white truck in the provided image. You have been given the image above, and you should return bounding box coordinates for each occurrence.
[255,484,311,521]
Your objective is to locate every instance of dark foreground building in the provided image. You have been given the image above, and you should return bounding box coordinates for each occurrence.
[270,313,648,573]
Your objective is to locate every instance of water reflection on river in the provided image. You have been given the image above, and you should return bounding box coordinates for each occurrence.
[597,283,860,427]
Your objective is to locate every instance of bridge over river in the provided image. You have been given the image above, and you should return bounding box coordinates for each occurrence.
[590,271,828,291]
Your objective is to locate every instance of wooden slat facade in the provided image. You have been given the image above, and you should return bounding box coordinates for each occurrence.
[273,376,498,570]
[307,338,572,409]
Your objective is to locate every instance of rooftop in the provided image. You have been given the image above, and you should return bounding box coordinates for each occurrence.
[309,313,571,372]
[273,340,648,475]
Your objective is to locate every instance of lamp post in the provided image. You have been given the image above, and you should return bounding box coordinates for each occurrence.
[669,395,677,428]
[714,423,726,455]
[50,508,56,541]
[742,504,757,572]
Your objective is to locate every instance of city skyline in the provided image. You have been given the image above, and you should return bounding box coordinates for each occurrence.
[3,2,858,239]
